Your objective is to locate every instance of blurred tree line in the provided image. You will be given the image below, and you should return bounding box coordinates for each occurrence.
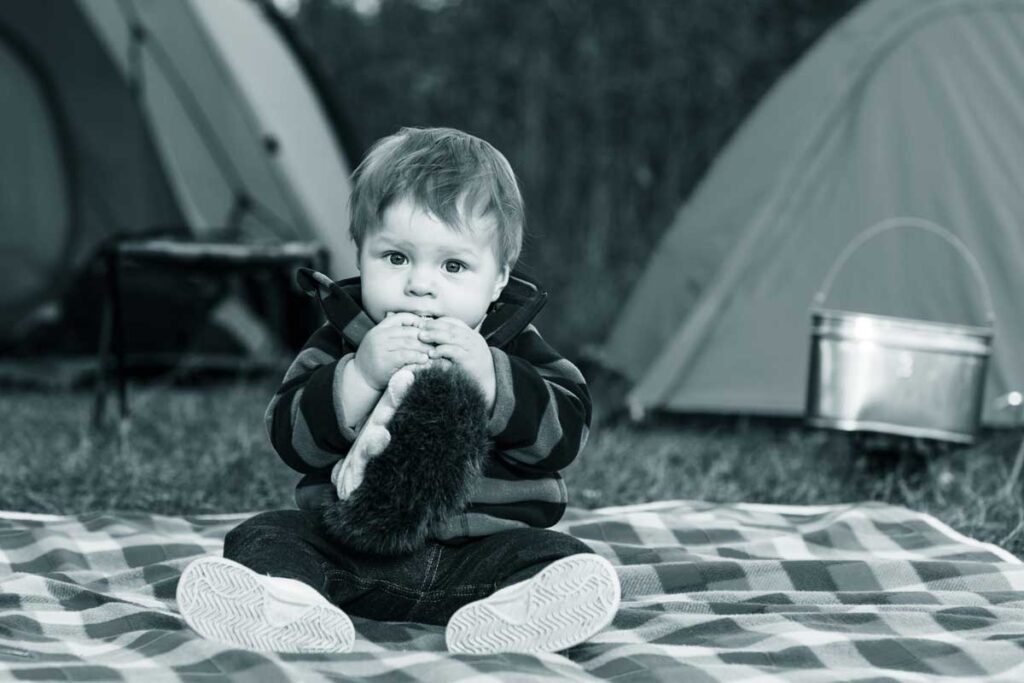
[288,0,861,355]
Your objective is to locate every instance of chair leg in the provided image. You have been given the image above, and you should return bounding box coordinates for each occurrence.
[110,250,129,422]
[92,250,116,429]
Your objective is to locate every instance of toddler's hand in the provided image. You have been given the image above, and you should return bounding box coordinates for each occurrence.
[354,313,433,390]
[418,317,496,408]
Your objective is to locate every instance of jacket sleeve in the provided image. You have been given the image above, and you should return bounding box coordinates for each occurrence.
[264,323,360,474]
[487,324,592,472]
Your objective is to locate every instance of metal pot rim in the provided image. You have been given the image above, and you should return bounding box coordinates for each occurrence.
[812,307,993,340]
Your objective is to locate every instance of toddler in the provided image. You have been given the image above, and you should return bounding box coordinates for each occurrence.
[176,127,619,655]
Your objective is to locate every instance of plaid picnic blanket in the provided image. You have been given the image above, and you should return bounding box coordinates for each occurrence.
[1,501,1021,681]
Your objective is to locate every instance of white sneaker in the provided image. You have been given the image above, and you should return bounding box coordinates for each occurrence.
[176,556,355,653]
[445,553,620,655]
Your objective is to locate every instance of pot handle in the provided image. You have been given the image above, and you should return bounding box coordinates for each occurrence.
[813,216,995,325]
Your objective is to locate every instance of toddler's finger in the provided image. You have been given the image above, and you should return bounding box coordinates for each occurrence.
[428,343,466,362]
[432,315,470,328]
[381,312,425,328]
[419,322,466,344]
[395,327,433,343]
[390,338,434,354]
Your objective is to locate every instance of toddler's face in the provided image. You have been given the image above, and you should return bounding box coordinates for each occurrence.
[358,197,510,328]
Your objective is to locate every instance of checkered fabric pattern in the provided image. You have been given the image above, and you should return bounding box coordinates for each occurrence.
[1,501,1021,681]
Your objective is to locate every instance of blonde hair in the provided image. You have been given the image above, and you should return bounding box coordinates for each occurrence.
[349,127,524,267]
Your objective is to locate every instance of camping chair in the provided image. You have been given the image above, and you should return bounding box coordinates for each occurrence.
[92,236,328,427]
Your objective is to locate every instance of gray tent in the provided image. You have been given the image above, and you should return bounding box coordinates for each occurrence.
[600,0,1024,426]
[0,0,358,344]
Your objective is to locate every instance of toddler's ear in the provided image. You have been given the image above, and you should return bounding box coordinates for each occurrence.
[491,265,510,302]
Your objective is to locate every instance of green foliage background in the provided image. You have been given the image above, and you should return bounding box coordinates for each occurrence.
[291,0,862,354]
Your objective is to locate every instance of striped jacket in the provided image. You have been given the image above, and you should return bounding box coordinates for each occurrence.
[265,273,591,541]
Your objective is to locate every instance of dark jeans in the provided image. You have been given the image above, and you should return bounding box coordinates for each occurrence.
[223,509,594,626]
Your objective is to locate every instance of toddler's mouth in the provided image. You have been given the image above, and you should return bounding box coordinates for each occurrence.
[392,311,439,319]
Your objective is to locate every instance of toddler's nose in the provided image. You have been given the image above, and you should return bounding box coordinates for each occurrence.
[404,268,436,297]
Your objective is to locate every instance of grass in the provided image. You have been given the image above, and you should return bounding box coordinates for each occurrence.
[2,376,1022,560]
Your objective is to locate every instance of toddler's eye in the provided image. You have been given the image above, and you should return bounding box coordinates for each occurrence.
[444,260,466,274]
[386,252,406,266]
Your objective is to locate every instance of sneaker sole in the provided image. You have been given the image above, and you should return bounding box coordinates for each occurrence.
[445,553,620,654]
[177,557,354,653]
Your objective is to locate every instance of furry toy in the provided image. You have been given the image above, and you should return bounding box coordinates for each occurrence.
[319,363,490,556]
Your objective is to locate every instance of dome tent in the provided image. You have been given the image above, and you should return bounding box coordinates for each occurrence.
[0,0,358,349]
[599,0,1024,426]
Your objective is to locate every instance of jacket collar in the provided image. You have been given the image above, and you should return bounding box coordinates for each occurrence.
[295,269,547,349]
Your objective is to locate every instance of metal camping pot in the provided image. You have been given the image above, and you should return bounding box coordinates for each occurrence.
[805,217,995,444]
